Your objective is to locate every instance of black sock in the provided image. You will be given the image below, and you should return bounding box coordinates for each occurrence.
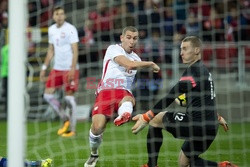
[147,126,163,167]
[191,156,218,167]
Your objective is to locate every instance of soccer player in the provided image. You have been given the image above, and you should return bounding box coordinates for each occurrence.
[84,26,160,167]
[0,156,52,167]
[39,7,79,137]
[132,36,238,167]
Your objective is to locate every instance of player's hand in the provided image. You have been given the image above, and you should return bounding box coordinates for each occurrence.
[217,113,229,132]
[68,68,75,82]
[132,110,155,134]
[152,63,160,73]
[40,70,46,82]
[131,114,148,134]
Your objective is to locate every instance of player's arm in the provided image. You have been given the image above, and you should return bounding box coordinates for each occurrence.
[40,44,54,82]
[132,80,193,134]
[70,42,79,70]
[114,55,160,73]
[68,42,79,81]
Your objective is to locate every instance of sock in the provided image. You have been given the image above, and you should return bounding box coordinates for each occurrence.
[118,101,133,116]
[191,156,218,167]
[89,130,103,154]
[147,126,163,167]
[0,158,7,167]
[65,95,77,132]
[43,93,68,121]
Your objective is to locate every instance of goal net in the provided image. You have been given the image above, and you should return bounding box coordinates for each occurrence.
[0,0,250,166]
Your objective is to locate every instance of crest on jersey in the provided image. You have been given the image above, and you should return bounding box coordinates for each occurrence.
[60,32,65,38]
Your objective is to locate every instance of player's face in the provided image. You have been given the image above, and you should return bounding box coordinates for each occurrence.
[53,9,66,27]
[120,31,139,53]
[180,41,199,64]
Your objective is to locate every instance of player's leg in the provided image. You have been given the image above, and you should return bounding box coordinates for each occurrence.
[178,150,190,167]
[142,111,166,167]
[61,91,77,137]
[181,140,239,167]
[85,114,107,167]
[85,90,116,167]
[114,95,135,126]
[43,70,69,135]
[61,70,79,137]
[180,137,218,166]
[43,87,69,121]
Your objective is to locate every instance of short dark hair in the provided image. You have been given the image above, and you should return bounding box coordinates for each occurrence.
[53,6,64,13]
[122,26,138,35]
[182,36,202,48]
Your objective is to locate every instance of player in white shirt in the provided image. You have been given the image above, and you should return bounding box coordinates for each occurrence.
[40,7,79,138]
[84,26,160,167]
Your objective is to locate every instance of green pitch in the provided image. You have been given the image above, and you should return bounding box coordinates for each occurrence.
[0,121,249,166]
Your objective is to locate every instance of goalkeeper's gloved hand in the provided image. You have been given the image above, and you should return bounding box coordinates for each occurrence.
[217,113,229,132]
[132,110,155,134]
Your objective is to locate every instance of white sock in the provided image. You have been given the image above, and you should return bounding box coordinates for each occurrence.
[43,93,68,120]
[117,101,133,116]
[89,130,102,154]
[65,95,77,132]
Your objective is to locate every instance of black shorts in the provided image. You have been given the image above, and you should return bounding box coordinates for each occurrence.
[162,112,218,158]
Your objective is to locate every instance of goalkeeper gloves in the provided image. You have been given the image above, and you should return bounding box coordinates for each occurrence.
[217,113,229,132]
[132,110,155,134]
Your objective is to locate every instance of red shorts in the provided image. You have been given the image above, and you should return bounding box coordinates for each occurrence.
[46,69,79,92]
[92,89,134,117]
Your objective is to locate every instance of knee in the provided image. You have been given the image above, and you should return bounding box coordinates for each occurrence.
[119,96,135,106]
[43,93,53,102]
[91,121,105,135]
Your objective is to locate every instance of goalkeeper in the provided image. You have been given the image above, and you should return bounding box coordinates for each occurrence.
[132,36,237,167]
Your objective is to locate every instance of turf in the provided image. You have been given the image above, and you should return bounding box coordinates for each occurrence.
[0,121,249,166]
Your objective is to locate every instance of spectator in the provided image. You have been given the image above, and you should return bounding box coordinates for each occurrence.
[0,12,8,30]
[80,19,95,47]
[113,3,135,42]
[88,0,113,41]
[240,0,250,40]
[202,6,225,41]
[226,6,238,41]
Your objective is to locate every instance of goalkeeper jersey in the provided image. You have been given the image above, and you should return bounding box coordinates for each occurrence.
[153,60,217,122]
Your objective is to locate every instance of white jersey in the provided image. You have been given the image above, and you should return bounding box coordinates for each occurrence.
[97,44,141,93]
[48,22,79,70]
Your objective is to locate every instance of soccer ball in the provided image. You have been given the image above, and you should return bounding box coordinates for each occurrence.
[41,158,53,167]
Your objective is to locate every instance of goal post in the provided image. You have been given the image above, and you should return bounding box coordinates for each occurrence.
[7,0,27,166]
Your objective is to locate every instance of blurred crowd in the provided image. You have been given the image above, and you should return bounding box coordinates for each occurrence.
[1,0,249,41]
[0,0,250,107]
[1,0,250,74]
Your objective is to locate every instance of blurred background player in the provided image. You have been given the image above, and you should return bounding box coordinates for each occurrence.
[84,26,160,167]
[132,36,238,167]
[0,44,8,114]
[39,7,79,137]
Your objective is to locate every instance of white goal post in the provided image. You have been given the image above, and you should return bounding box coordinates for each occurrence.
[7,0,27,167]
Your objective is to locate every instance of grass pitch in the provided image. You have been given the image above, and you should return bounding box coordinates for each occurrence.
[0,121,249,166]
